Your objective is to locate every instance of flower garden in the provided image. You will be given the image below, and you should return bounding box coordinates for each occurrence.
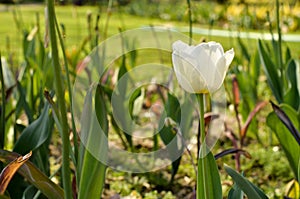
[0,0,299,198]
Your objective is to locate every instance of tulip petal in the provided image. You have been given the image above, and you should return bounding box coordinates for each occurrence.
[212,56,227,91]
[172,52,207,93]
[224,48,235,67]
[172,40,189,52]
[172,40,234,94]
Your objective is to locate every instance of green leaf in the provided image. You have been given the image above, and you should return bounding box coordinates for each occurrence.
[159,92,182,181]
[258,40,282,103]
[16,82,34,123]
[225,165,268,199]
[128,87,142,118]
[267,103,300,179]
[228,181,244,199]
[78,85,108,199]
[237,36,250,63]
[249,50,260,91]
[284,59,300,110]
[0,150,64,199]
[197,149,222,199]
[13,103,52,155]
[285,47,292,64]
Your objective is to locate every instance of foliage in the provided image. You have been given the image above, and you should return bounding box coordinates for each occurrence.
[0,0,299,198]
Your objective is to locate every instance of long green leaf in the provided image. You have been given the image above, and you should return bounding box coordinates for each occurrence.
[13,103,52,155]
[197,148,222,199]
[225,165,268,199]
[284,59,300,110]
[0,150,64,199]
[78,85,108,199]
[258,40,282,103]
[16,82,34,123]
[237,36,250,63]
[267,103,300,180]
[159,92,182,181]
[228,181,244,199]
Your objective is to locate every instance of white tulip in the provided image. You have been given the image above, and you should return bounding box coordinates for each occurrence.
[172,40,234,93]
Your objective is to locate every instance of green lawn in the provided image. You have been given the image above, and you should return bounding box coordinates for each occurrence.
[1,3,300,62]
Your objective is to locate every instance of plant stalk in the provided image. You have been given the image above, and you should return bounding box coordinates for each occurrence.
[197,93,206,198]
[276,0,284,83]
[46,0,72,198]
[55,17,79,164]
[186,0,192,45]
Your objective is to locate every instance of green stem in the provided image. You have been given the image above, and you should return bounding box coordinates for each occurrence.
[197,94,205,144]
[186,0,192,45]
[0,53,5,149]
[46,1,72,198]
[197,93,206,198]
[276,0,284,84]
[55,16,79,165]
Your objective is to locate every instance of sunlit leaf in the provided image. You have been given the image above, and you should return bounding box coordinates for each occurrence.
[285,179,299,199]
[0,150,64,199]
[0,151,32,194]
[225,165,268,199]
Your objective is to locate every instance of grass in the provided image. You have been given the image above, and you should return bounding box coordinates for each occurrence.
[1,3,300,63]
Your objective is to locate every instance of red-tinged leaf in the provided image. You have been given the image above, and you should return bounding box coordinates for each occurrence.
[0,151,32,194]
[240,101,268,144]
[270,101,300,145]
[204,113,219,125]
[232,76,240,106]
[215,148,251,160]
[0,150,64,199]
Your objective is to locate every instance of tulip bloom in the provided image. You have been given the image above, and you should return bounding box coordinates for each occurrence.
[172,40,234,94]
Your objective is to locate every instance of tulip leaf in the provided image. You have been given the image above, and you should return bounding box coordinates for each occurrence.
[78,85,108,199]
[258,40,282,103]
[267,103,300,180]
[225,165,268,199]
[159,92,182,182]
[16,82,34,123]
[228,181,244,199]
[0,151,32,194]
[197,148,222,199]
[284,59,299,110]
[13,103,52,155]
[0,150,64,199]
[214,148,251,160]
[237,36,250,63]
[249,50,260,88]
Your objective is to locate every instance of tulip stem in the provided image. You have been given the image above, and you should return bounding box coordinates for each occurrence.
[196,93,206,198]
[47,0,72,198]
[197,94,206,144]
